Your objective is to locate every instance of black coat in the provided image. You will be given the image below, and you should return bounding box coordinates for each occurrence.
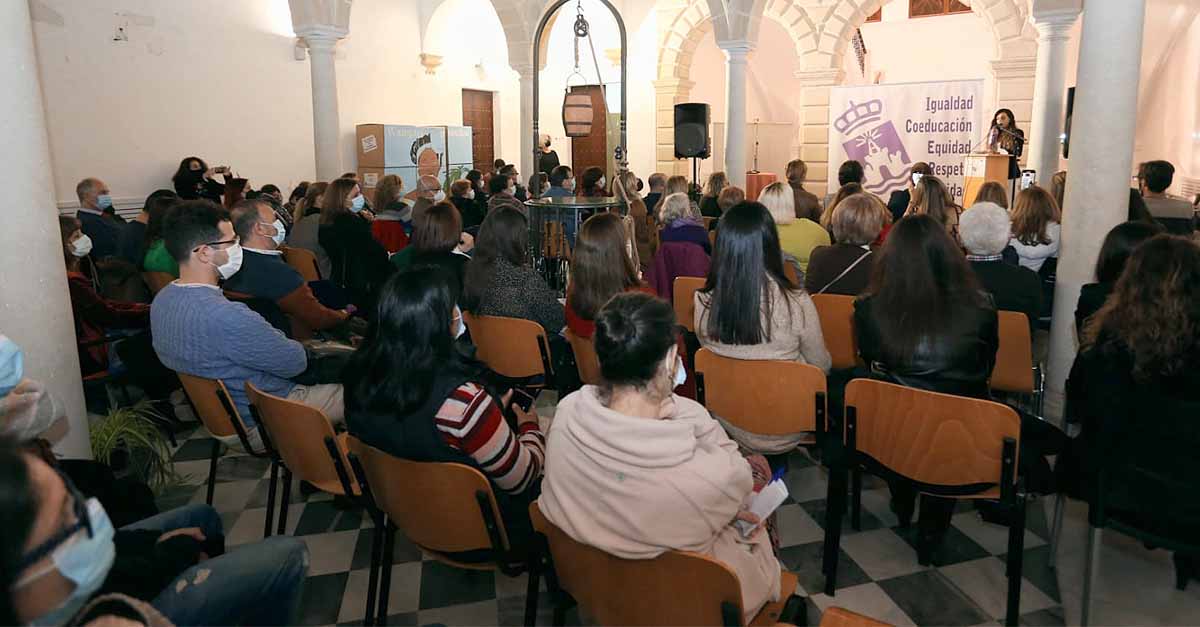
[805,245,873,296]
[886,189,910,224]
[318,214,394,311]
[1074,282,1112,335]
[969,260,1042,332]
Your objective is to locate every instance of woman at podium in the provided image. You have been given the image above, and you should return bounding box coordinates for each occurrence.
[989,108,1025,181]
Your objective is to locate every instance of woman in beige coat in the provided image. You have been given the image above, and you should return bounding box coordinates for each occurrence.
[538,292,782,622]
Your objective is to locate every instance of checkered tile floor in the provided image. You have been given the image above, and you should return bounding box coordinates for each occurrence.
[160,416,1065,627]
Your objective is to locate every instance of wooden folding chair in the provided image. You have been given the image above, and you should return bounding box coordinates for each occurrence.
[245,383,358,540]
[992,310,1044,414]
[673,276,706,334]
[824,379,1025,626]
[564,329,601,385]
[811,294,859,370]
[176,374,273,508]
[783,262,800,286]
[280,245,322,282]
[142,271,174,295]
[462,312,554,390]
[694,348,827,448]
[530,502,801,626]
[345,436,536,626]
[819,607,892,627]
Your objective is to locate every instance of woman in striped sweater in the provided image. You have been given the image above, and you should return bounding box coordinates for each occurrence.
[342,266,545,549]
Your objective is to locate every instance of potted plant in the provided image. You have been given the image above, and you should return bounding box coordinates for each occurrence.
[90,400,184,494]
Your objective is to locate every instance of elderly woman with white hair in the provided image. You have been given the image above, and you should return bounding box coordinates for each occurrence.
[960,201,1042,331]
[759,181,829,273]
[657,191,710,254]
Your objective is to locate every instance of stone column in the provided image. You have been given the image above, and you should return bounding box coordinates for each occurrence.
[1044,0,1146,419]
[719,41,754,187]
[794,68,844,199]
[514,62,536,184]
[1028,8,1079,185]
[0,1,91,458]
[297,29,347,181]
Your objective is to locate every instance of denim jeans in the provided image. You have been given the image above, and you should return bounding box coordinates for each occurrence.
[123,504,310,626]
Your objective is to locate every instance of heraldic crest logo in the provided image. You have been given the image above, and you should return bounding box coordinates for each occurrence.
[835,99,912,197]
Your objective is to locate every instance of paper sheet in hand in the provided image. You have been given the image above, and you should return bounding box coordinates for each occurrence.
[736,478,789,538]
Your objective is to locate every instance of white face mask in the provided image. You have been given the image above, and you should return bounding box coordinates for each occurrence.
[433,190,446,202]
[451,306,466,339]
[466,190,475,200]
[213,243,244,279]
[598,177,607,190]
[70,234,93,258]
[673,354,687,388]
[911,172,924,186]
[565,178,576,191]
[263,220,286,247]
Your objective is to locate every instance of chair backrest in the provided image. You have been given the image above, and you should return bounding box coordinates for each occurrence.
[708,229,717,249]
[564,329,602,385]
[673,276,706,333]
[811,293,859,370]
[783,262,799,286]
[844,379,1020,491]
[694,348,826,436]
[819,607,893,627]
[142,272,174,295]
[462,312,553,380]
[992,310,1034,394]
[245,383,354,496]
[347,435,509,553]
[703,216,716,230]
[529,502,745,626]
[280,245,322,282]
[176,373,242,438]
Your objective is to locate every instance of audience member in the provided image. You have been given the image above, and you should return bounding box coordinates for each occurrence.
[1008,185,1061,272]
[960,202,1041,331]
[119,190,176,267]
[885,162,931,223]
[578,166,607,198]
[854,214,997,558]
[717,185,745,215]
[1128,187,1157,224]
[486,172,526,214]
[657,189,709,252]
[564,213,651,339]
[700,171,729,218]
[222,178,250,210]
[450,179,485,229]
[907,175,961,242]
[696,201,830,453]
[974,180,1009,209]
[646,193,708,298]
[786,159,822,223]
[500,164,526,201]
[411,175,446,225]
[466,169,488,208]
[285,182,309,217]
[652,174,691,218]
[537,134,560,179]
[224,199,350,337]
[287,181,332,279]
[152,201,345,451]
[0,435,309,625]
[539,292,783,622]
[528,172,549,200]
[614,171,657,270]
[1075,221,1163,333]
[824,160,865,209]
[1049,171,1067,210]
[343,267,544,553]
[545,165,574,199]
[1138,160,1195,234]
[492,159,506,176]
[805,194,883,296]
[74,178,122,260]
[642,172,666,212]
[461,207,565,335]
[142,195,181,278]
[760,181,829,274]
[820,182,864,229]
[390,201,471,296]
[370,174,410,253]
[259,184,283,205]
[171,156,228,202]
[319,178,394,311]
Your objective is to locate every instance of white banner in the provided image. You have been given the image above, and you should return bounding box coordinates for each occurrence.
[828,79,984,204]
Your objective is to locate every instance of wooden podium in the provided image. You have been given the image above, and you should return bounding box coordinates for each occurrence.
[963,153,1010,206]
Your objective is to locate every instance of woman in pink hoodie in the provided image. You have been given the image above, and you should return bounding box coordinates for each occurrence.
[538,292,783,622]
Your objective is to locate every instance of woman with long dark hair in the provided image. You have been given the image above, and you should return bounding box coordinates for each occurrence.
[579,166,608,198]
[389,201,470,295]
[171,156,228,202]
[343,267,545,551]
[318,177,393,311]
[700,171,730,218]
[989,108,1025,181]
[696,201,830,454]
[565,212,651,339]
[286,181,332,279]
[461,207,564,335]
[1075,220,1164,332]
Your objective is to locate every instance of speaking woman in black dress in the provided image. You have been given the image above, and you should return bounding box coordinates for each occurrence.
[989,108,1025,182]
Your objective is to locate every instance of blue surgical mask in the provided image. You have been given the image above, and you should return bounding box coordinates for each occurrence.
[263,220,287,246]
[0,335,23,398]
[350,195,366,213]
[96,195,113,210]
[16,498,117,626]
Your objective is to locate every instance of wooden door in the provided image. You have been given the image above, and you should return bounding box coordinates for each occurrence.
[462,89,495,174]
[569,85,608,182]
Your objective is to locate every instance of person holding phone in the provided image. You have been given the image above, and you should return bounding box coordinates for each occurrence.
[886,162,931,224]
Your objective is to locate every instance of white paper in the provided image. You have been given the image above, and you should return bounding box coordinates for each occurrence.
[736,478,789,538]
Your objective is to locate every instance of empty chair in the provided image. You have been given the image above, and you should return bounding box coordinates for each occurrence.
[176,373,270,507]
[280,245,322,282]
[673,276,705,334]
[564,328,601,386]
[811,294,859,371]
[462,312,554,390]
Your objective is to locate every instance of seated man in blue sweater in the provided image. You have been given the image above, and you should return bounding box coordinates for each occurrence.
[151,200,343,452]
[223,199,350,338]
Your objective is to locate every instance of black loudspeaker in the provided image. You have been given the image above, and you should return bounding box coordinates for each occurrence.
[1062,86,1075,159]
[674,103,711,159]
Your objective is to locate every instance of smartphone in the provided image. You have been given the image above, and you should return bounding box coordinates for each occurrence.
[511,388,537,413]
[911,172,923,186]
[1020,170,1036,190]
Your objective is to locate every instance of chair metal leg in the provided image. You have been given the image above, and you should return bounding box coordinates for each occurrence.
[1047,493,1066,570]
[1004,495,1027,626]
[851,467,863,531]
[277,468,293,536]
[823,467,847,596]
[263,460,279,539]
[525,550,542,627]
[376,519,396,626]
[205,439,220,506]
[1082,526,1101,626]
[363,512,384,627]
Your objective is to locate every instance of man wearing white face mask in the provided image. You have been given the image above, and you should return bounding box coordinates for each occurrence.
[223,199,351,337]
[74,177,123,259]
[152,201,345,453]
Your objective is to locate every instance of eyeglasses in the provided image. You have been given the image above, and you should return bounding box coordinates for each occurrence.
[192,236,239,253]
[15,470,92,576]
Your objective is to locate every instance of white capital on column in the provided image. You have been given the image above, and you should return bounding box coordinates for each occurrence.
[513,62,536,185]
[1044,0,1146,419]
[0,1,91,457]
[1027,8,1079,187]
[298,29,347,181]
[720,41,754,188]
